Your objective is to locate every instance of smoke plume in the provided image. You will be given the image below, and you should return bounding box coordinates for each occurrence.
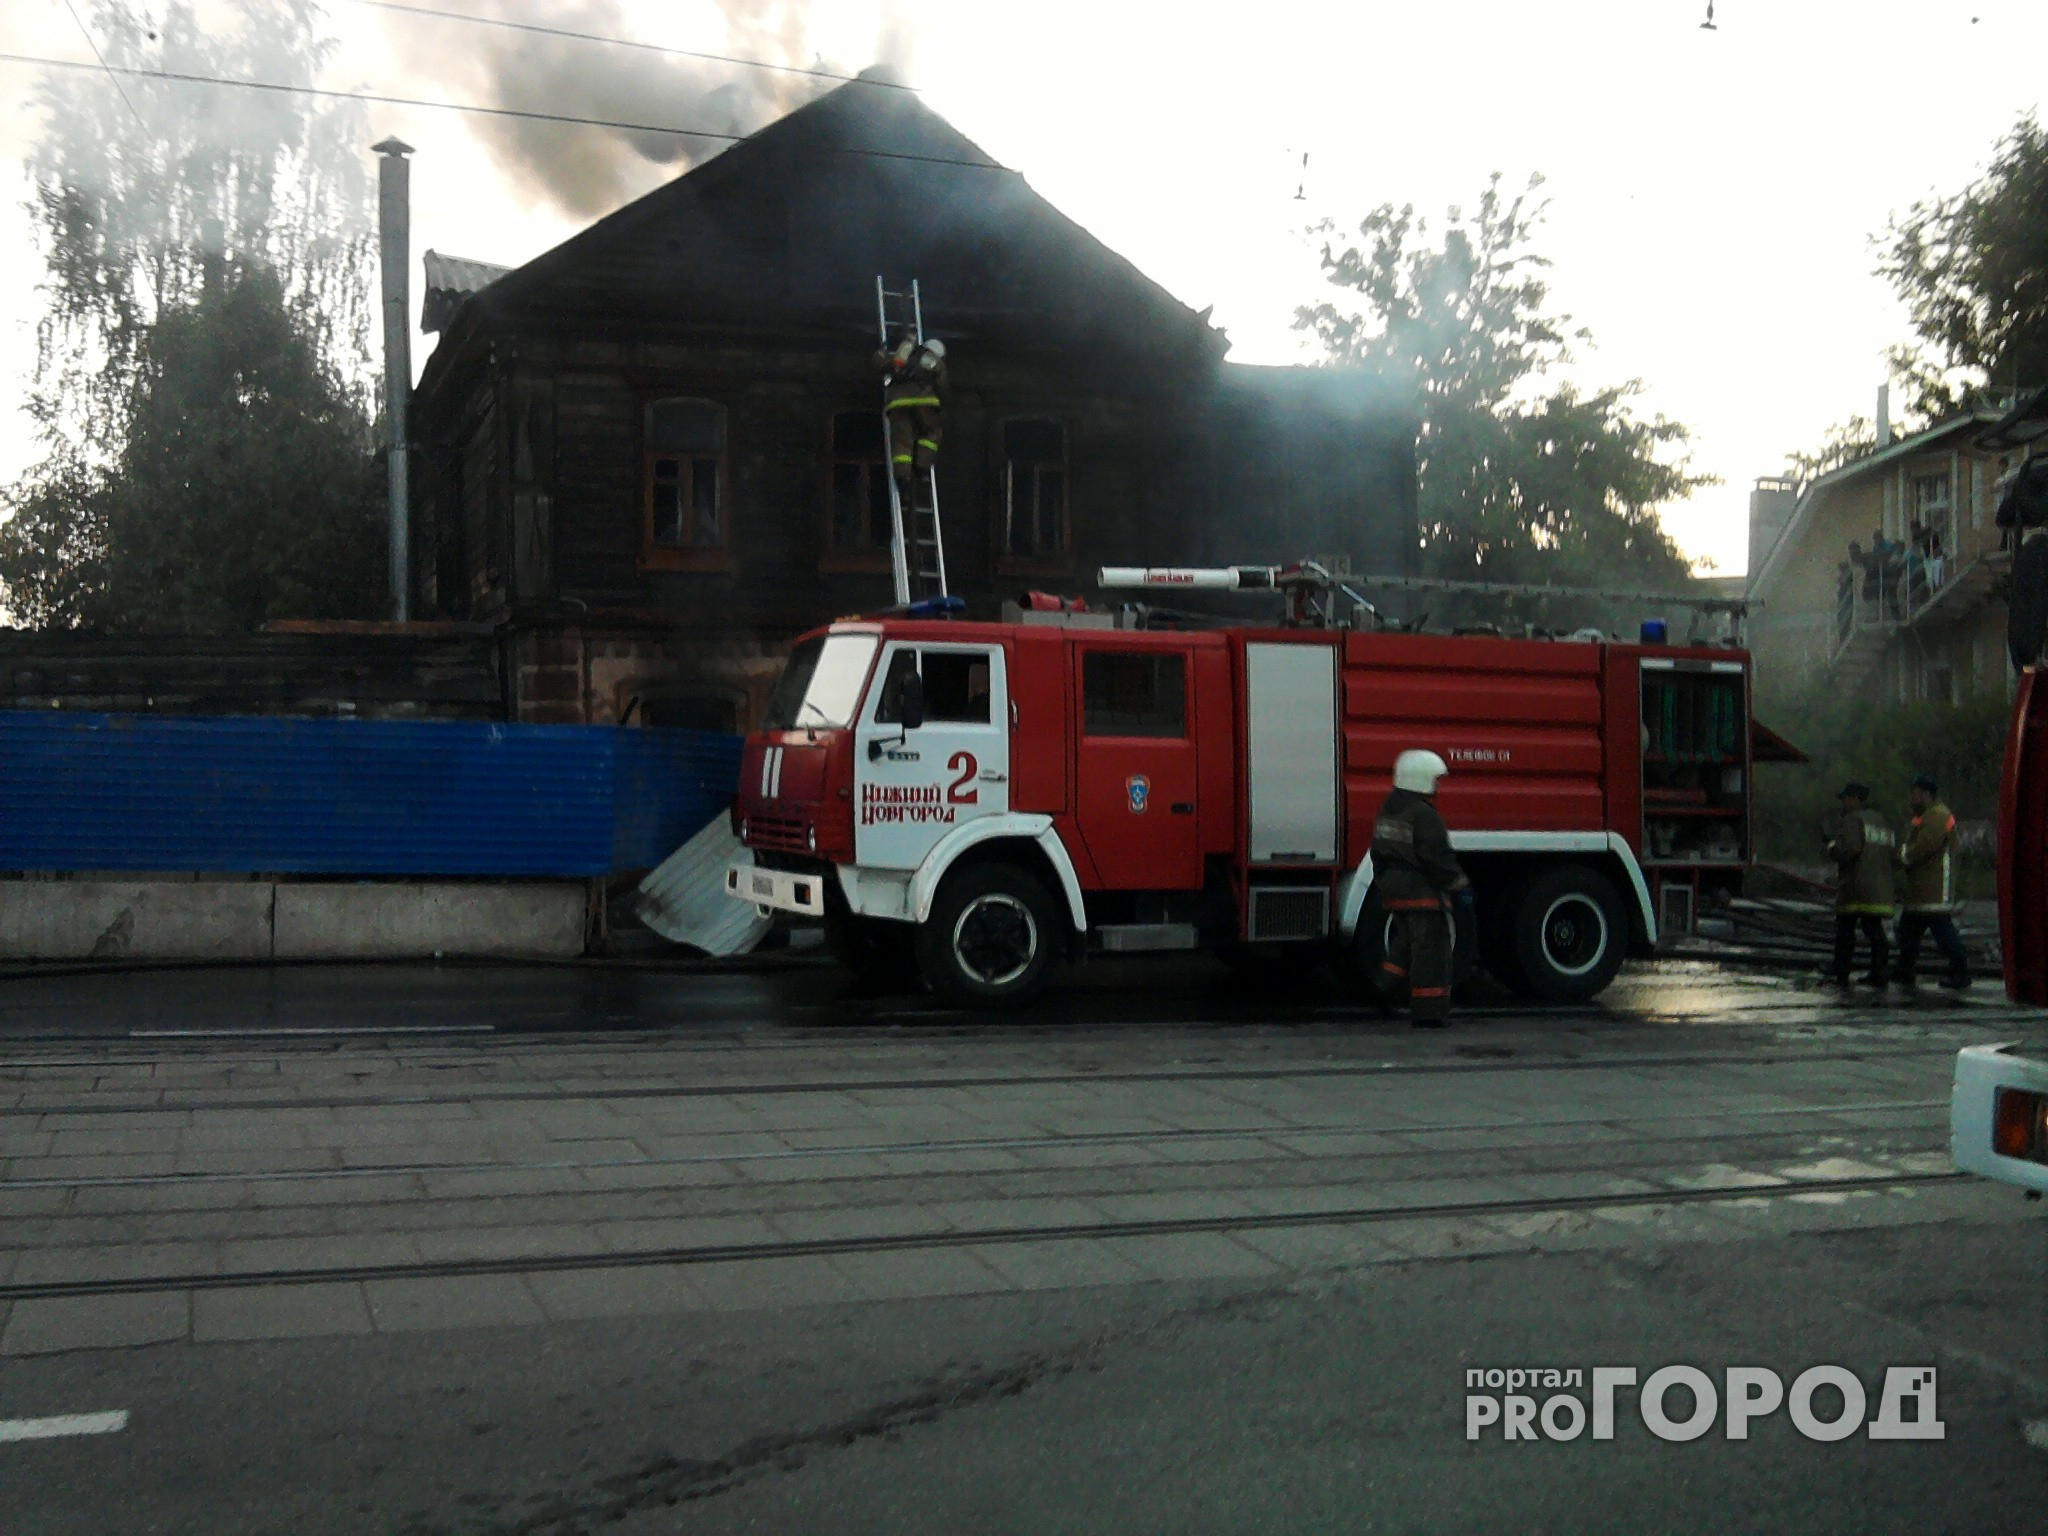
[408,1,918,221]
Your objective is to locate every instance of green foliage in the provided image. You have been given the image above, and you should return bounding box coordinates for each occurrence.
[1751,681,2009,870]
[1297,174,1711,629]
[1880,112,2048,420]
[0,0,382,631]
[0,264,383,629]
[1782,415,1876,486]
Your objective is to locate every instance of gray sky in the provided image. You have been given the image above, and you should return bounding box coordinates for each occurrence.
[2,0,2044,576]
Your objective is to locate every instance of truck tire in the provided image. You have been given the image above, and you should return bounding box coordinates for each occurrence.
[916,862,1062,1008]
[1508,865,1626,1002]
[1336,891,1470,1010]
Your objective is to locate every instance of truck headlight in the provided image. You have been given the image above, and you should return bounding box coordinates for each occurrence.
[807,825,817,852]
[1993,1088,2048,1163]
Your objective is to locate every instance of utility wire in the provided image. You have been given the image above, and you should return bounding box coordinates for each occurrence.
[0,50,1011,174]
[353,0,916,92]
[56,0,147,129]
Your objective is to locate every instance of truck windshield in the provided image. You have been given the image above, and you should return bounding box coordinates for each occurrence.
[762,633,878,731]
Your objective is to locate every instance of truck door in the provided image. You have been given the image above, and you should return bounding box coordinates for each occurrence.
[1072,642,1200,889]
[853,641,1010,871]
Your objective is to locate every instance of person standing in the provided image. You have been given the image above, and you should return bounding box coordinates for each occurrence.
[1826,781,1896,987]
[1369,749,1475,1028]
[1894,773,1972,989]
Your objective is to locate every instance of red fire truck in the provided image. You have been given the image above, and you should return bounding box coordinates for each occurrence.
[726,568,1762,1007]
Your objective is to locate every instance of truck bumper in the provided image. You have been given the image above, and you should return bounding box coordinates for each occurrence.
[725,861,826,919]
[1950,1043,2048,1192]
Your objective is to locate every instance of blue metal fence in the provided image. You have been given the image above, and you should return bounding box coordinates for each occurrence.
[0,712,741,877]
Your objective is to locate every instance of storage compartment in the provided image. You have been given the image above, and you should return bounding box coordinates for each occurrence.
[1640,661,1749,867]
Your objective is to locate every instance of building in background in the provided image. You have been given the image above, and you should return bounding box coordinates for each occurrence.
[1746,405,2023,702]
[408,71,1417,728]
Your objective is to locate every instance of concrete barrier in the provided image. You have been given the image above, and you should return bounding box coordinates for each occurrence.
[0,881,275,960]
[0,880,588,960]
[271,882,587,959]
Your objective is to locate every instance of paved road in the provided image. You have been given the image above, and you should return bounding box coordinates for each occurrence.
[1,956,2045,1532]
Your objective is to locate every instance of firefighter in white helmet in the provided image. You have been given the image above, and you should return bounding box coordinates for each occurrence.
[1369,749,1473,1027]
[871,334,947,504]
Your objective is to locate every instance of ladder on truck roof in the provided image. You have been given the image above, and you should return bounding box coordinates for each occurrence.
[876,277,949,607]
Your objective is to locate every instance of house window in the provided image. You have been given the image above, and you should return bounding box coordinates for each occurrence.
[1003,419,1068,560]
[1083,651,1186,738]
[1914,471,1952,523]
[827,410,893,559]
[644,398,725,558]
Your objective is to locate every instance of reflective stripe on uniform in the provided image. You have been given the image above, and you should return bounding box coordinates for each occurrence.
[916,438,939,450]
[1379,961,1407,977]
[892,453,913,464]
[885,396,941,410]
[1382,897,1442,910]
[1839,903,1895,914]
[1411,986,1449,998]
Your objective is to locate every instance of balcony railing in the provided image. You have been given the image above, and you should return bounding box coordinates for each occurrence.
[1832,542,1964,659]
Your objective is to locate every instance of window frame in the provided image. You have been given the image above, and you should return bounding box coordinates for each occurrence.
[872,646,996,727]
[640,394,732,572]
[820,407,895,573]
[1912,469,1953,522]
[995,415,1072,576]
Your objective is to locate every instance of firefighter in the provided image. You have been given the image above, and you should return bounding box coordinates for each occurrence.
[1893,773,1972,989]
[1825,781,1896,987]
[872,335,946,503]
[1370,749,1474,1028]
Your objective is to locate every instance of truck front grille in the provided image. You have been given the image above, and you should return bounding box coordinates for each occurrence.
[748,812,808,855]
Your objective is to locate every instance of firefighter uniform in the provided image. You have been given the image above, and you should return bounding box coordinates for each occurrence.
[873,341,946,498]
[1826,785,1896,985]
[1894,786,1971,988]
[1370,780,1471,1027]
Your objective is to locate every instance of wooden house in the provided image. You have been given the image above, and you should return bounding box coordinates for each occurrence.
[411,71,1416,727]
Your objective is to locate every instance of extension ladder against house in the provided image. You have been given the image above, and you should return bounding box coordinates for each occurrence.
[875,277,949,606]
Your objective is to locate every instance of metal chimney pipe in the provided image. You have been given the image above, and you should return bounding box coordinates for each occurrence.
[1876,382,1892,450]
[374,137,414,622]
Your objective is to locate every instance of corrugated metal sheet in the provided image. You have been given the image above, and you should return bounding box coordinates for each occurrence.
[0,712,740,877]
[634,817,771,957]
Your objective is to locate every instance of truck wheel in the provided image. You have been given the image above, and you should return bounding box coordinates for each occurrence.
[1335,890,1398,1010]
[917,863,1061,1008]
[1336,891,1472,1009]
[1508,865,1625,1002]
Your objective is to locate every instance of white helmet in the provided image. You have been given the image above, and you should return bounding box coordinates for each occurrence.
[921,338,945,361]
[1392,749,1449,795]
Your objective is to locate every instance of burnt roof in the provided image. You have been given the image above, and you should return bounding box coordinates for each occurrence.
[420,74,1227,389]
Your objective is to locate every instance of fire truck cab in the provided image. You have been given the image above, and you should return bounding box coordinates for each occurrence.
[728,612,1757,1007]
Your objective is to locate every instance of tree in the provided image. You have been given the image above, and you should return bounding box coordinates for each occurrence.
[1297,175,1709,628]
[3,264,382,629]
[1880,112,2048,422]
[1782,415,1877,489]
[0,0,384,630]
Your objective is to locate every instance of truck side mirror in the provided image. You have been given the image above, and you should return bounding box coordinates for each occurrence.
[899,672,925,731]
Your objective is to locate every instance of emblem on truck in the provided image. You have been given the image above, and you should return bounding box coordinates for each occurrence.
[1127,775,1151,814]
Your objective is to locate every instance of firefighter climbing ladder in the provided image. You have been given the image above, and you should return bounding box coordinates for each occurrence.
[875,277,949,606]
